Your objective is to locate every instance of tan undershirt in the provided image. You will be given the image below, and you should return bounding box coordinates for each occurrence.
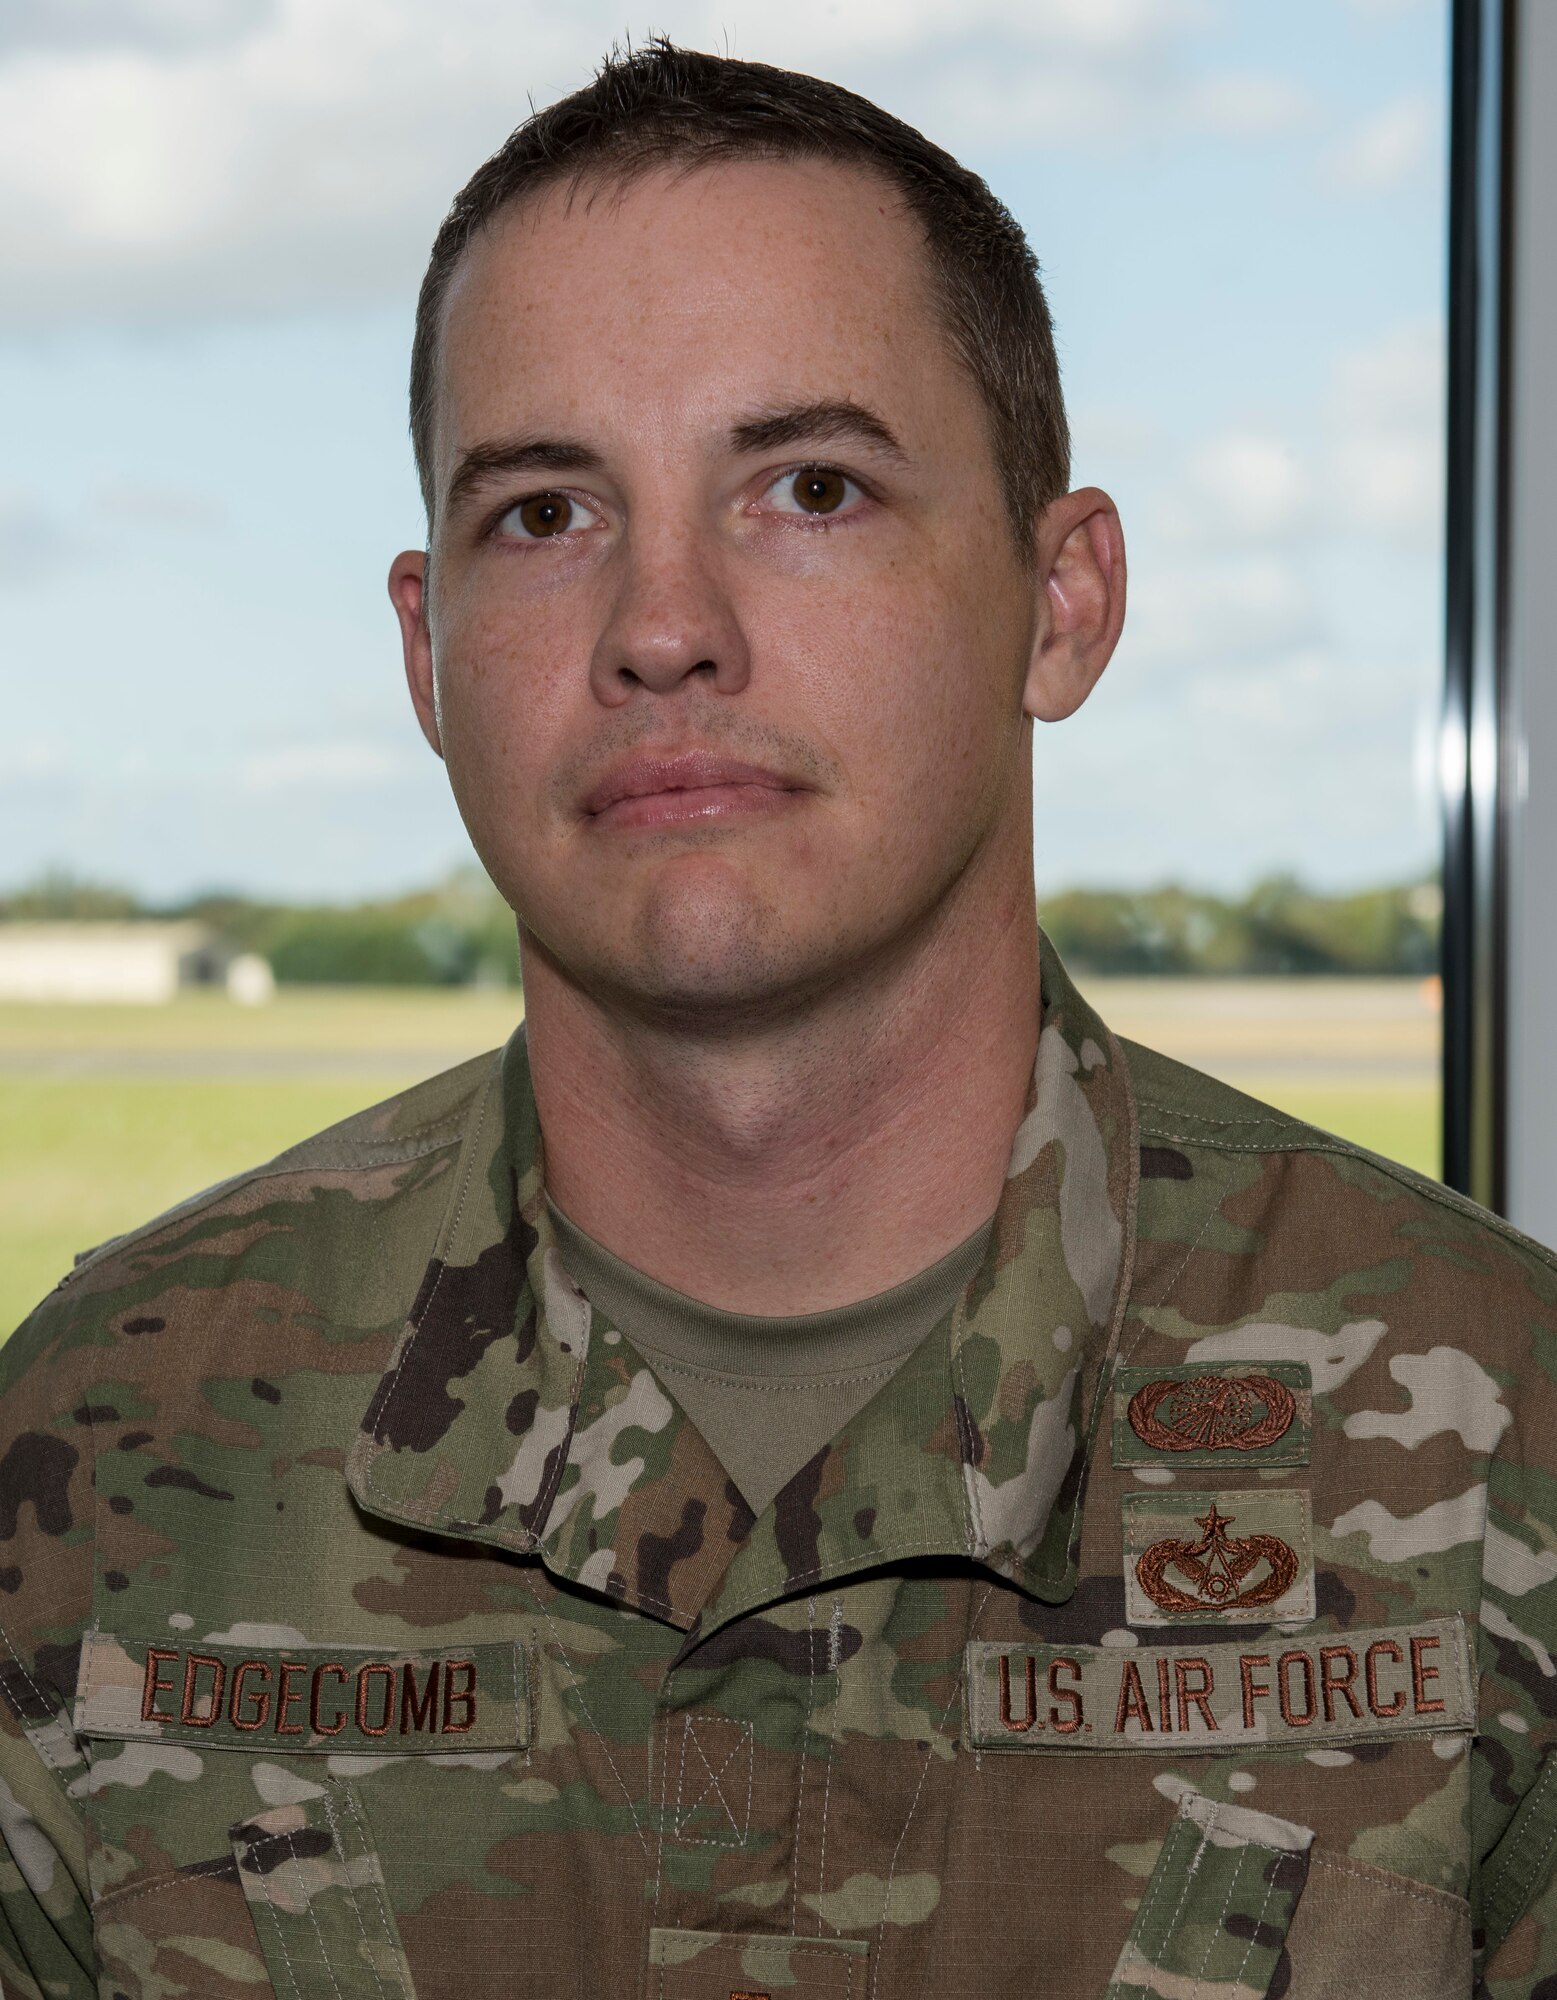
[549,1201,994,1518]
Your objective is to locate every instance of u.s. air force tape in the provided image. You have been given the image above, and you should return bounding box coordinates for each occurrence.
[75,1633,530,1754]
[964,1618,1472,1752]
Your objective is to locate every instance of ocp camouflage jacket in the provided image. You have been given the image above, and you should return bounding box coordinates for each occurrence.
[3,948,1556,2000]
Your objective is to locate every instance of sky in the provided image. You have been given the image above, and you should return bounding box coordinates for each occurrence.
[0,0,1449,904]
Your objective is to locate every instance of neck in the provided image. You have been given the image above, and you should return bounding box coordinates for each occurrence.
[523,852,1040,1316]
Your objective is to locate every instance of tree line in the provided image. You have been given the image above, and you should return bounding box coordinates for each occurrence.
[2,869,1443,985]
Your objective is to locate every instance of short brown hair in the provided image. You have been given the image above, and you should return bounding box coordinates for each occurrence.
[409,38,1070,547]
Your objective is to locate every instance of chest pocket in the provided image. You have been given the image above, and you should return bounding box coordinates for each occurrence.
[76,1633,531,2000]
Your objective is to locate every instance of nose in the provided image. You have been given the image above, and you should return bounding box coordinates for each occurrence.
[587,526,752,706]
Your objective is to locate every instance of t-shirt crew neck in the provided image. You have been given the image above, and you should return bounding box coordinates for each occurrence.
[547,1201,995,1518]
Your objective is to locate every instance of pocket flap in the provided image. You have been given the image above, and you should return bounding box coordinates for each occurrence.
[1107,1791,1313,2000]
[76,1632,529,1755]
[231,1786,418,1999]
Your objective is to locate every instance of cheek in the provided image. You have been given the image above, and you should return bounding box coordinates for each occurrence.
[433,592,574,794]
[777,554,1018,793]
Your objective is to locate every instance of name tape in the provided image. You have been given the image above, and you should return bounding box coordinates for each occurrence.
[75,1633,530,1755]
[965,1618,1472,1753]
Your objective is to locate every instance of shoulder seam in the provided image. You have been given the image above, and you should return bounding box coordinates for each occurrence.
[1137,1099,1301,1128]
[1137,1119,1557,1277]
[61,1104,478,1290]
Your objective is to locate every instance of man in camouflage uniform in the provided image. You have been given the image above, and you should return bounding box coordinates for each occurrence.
[3,40,1556,2000]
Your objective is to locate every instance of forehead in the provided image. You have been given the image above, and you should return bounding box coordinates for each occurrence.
[433,156,971,470]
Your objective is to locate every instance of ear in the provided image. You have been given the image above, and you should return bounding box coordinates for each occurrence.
[388,549,443,759]
[1021,487,1126,723]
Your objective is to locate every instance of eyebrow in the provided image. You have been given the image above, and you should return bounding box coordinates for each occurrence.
[728,399,909,464]
[443,397,909,517]
[445,436,603,517]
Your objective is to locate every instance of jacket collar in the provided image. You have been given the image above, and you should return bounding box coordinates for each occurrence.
[346,940,1139,1636]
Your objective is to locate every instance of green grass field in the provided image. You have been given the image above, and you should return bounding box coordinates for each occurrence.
[0,983,1439,1336]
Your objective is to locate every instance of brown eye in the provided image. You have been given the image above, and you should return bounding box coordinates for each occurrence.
[790,469,848,514]
[514,493,573,537]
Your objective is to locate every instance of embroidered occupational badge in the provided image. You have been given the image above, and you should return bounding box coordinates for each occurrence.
[1122,1489,1315,1626]
[1135,1500,1297,1614]
[1112,1362,1311,1469]
[1131,1373,1294,1451]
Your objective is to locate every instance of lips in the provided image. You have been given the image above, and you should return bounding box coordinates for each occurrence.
[581,750,802,829]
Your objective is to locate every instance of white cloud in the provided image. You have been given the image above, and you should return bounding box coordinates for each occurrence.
[1183,646,1340,730]
[1181,430,1311,540]
[1125,550,1319,669]
[1328,321,1444,548]
[1332,318,1442,429]
[0,0,1309,330]
[1322,94,1438,195]
[1181,71,1312,140]
[1137,319,1443,559]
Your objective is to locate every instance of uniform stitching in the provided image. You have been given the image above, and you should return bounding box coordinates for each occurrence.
[815,1596,844,1934]
[91,1870,187,1913]
[740,1945,865,1959]
[1104,1812,1200,2000]
[1117,1822,1178,2000]
[288,1824,347,2000]
[249,1832,306,2000]
[1210,1843,1282,2000]
[537,1597,650,1857]
[649,1702,671,1948]
[1189,1829,1278,2000]
[1308,1851,1468,1912]
[269,1132,470,1171]
[1137,1103,1295,1127]
[1486,1806,1557,1919]
[1139,1130,1354,1155]
[512,1640,529,1763]
[1139,1819,1208,1993]
[520,1387,586,1549]
[1484,1759,1557,1923]
[340,1784,412,2000]
[320,1787,392,2000]
[868,1582,993,2000]
[674,1715,752,1844]
[791,1596,818,1933]
[0,1611,72,1772]
[336,1783,412,2000]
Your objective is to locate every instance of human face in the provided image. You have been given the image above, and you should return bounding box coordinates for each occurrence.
[393,159,1075,1024]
